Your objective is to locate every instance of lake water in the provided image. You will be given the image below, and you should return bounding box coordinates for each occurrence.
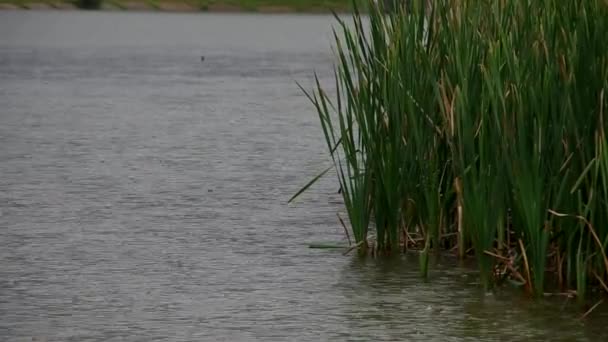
[1,10,607,342]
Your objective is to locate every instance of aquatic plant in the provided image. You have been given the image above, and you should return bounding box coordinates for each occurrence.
[296,0,608,298]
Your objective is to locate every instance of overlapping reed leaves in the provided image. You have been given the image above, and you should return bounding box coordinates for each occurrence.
[296,0,608,297]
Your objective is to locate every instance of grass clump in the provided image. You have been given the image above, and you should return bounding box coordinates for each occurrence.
[295,0,608,298]
[77,0,103,9]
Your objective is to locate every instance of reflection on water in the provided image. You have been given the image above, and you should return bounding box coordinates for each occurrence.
[335,256,607,341]
[0,10,607,342]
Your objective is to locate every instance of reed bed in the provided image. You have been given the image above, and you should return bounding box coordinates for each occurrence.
[296,0,608,298]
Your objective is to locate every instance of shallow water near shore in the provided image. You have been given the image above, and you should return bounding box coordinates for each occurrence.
[1,11,607,341]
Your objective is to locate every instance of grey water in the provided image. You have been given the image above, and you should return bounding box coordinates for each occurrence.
[1,10,607,342]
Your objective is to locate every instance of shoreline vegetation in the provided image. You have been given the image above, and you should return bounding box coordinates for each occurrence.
[0,0,357,12]
[295,0,608,307]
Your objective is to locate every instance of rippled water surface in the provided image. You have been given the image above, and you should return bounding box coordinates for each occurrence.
[1,11,607,341]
